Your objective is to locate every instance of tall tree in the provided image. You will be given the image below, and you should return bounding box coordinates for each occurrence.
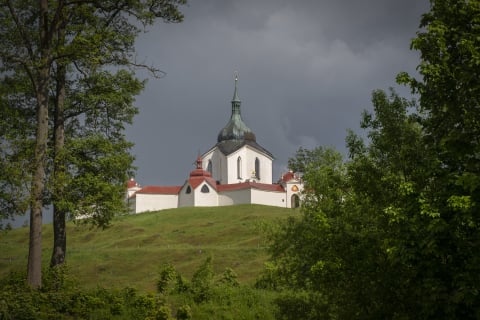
[266,89,424,319]
[396,0,480,316]
[0,0,186,288]
[267,0,480,317]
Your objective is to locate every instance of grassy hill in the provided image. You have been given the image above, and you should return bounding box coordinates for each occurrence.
[0,205,296,292]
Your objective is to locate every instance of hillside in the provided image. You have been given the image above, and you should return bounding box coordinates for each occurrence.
[0,204,296,292]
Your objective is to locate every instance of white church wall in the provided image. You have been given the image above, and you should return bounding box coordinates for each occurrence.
[135,194,178,213]
[193,183,218,206]
[251,189,286,208]
[179,185,194,207]
[218,189,251,206]
[244,148,273,184]
[226,148,248,184]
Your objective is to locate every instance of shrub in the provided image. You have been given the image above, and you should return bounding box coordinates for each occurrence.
[190,256,214,303]
[157,263,178,294]
[176,304,192,320]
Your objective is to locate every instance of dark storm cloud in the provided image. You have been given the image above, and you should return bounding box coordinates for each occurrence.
[127,0,429,186]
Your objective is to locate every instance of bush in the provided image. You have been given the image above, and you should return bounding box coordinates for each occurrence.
[176,304,192,320]
[157,263,178,294]
[190,256,214,303]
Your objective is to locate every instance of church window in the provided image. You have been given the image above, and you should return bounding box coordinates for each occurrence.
[201,185,210,193]
[186,186,191,194]
[237,156,242,179]
[207,160,212,174]
[255,158,260,179]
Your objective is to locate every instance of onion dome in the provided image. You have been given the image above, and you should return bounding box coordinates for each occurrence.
[217,73,256,142]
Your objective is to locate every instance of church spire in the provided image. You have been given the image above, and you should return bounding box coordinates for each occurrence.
[231,72,241,116]
[232,71,240,102]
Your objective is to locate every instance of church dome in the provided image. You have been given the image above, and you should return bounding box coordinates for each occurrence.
[217,74,256,143]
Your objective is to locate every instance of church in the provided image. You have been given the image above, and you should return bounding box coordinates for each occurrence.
[127,75,303,213]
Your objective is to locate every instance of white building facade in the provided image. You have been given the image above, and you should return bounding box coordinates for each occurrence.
[127,75,303,213]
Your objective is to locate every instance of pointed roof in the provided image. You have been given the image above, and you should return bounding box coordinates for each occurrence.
[217,73,257,143]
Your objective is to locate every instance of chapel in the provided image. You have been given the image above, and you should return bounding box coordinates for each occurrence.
[127,75,303,213]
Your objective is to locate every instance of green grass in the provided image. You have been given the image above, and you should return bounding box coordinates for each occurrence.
[0,204,296,292]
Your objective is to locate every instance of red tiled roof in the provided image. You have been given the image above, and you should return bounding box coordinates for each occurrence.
[217,182,284,192]
[188,176,218,190]
[280,171,301,183]
[127,178,138,188]
[136,185,182,195]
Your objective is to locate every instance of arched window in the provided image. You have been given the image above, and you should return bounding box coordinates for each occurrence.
[255,158,260,179]
[207,160,212,174]
[186,186,191,194]
[201,184,210,193]
[237,156,242,179]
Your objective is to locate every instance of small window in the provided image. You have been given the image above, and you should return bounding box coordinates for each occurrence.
[255,158,260,179]
[186,186,191,194]
[201,185,210,193]
[207,160,212,174]
[237,156,242,179]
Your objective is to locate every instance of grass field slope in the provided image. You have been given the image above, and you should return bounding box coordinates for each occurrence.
[0,204,296,292]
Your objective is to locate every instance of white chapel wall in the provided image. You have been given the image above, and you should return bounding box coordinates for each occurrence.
[251,189,286,208]
[244,148,273,184]
[226,148,248,183]
[218,189,251,206]
[193,183,218,206]
[135,194,178,213]
[178,185,194,207]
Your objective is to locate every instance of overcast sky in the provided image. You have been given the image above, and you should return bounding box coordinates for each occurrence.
[127,0,430,187]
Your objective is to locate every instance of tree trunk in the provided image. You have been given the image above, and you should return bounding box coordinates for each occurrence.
[51,60,67,267]
[27,0,50,288]
[27,69,49,288]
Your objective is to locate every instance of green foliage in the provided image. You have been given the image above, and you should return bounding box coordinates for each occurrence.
[219,267,239,287]
[190,256,215,303]
[0,270,176,319]
[175,304,192,320]
[155,256,277,319]
[157,263,178,294]
[274,291,330,320]
[266,84,480,318]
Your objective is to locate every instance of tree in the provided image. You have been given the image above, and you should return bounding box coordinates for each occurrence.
[0,0,186,288]
[395,0,480,317]
[266,89,424,319]
[267,0,480,316]
[0,75,35,227]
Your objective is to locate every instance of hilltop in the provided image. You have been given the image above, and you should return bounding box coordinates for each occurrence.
[0,204,296,292]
